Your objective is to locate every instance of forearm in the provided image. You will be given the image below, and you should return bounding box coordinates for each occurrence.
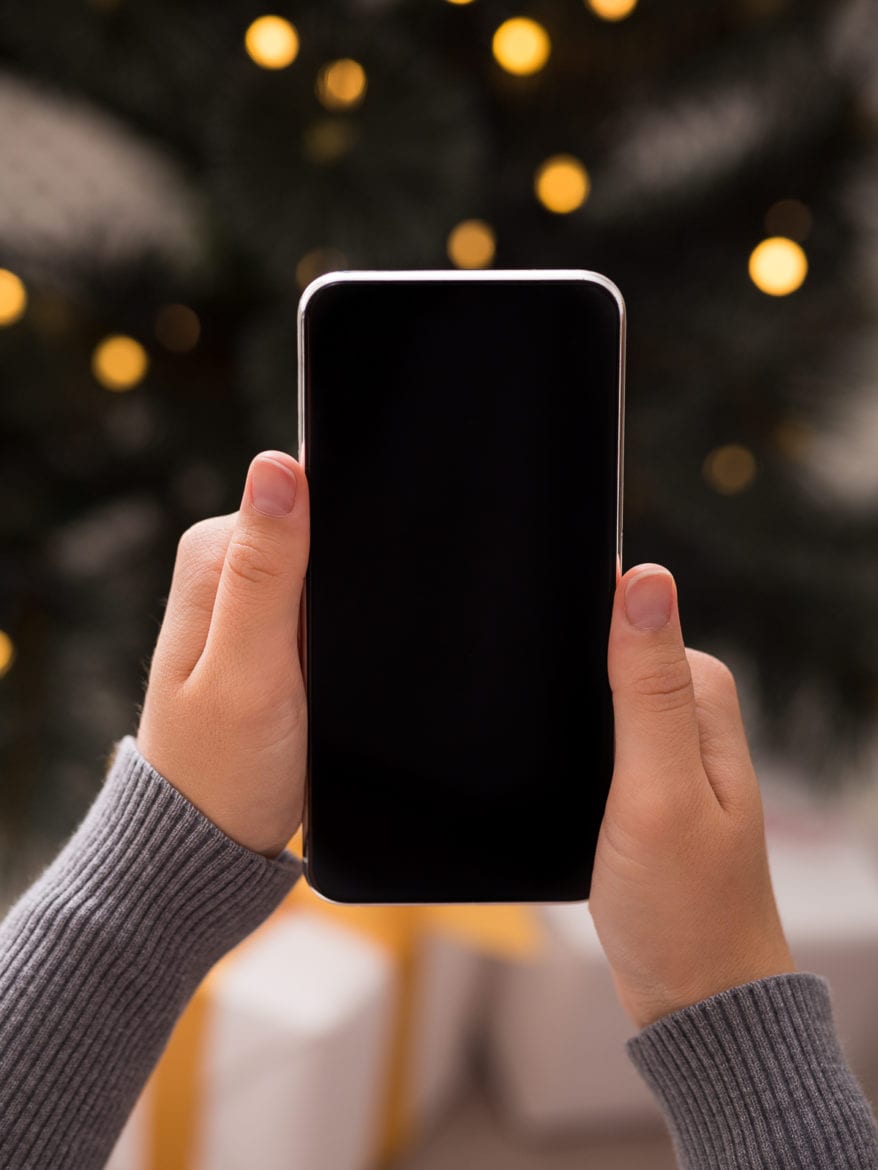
[0,735,301,1170]
[628,972,878,1169]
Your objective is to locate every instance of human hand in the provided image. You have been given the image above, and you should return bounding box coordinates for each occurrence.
[136,451,309,858]
[589,563,794,1029]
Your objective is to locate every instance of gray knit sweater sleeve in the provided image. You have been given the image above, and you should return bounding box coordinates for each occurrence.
[0,733,302,1170]
[3,740,878,1170]
[628,972,878,1168]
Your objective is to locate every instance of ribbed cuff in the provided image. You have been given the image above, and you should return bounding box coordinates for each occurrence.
[0,733,303,1170]
[627,973,878,1170]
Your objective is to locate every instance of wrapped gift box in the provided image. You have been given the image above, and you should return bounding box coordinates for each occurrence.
[762,800,878,1080]
[105,886,534,1170]
[107,911,396,1170]
[482,902,661,1134]
[483,803,878,1134]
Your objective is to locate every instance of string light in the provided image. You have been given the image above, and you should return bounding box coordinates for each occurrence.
[302,119,357,164]
[774,418,813,461]
[296,247,348,289]
[244,16,299,70]
[764,199,812,242]
[703,444,757,494]
[92,335,148,391]
[316,59,367,110]
[534,155,590,213]
[492,18,551,76]
[447,220,496,268]
[748,237,808,296]
[587,0,638,20]
[155,304,200,353]
[0,630,15,680]
[0,269,27,327]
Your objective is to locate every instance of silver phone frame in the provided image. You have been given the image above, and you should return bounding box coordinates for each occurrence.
[296,268,626,906]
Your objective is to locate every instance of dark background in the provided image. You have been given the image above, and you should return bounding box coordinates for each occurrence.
[1,0,877,889]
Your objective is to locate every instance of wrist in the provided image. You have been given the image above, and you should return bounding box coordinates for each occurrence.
[622,943,797,1029]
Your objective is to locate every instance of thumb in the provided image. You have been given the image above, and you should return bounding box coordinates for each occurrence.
[200,451,309,675]
[608,564,705,792]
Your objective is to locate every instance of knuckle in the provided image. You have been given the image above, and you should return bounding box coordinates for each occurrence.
[687,648,736,688]
[174,520,228,594]
[176,520,206,559]
[687,649,740,705]
[225,533,283,586]
[176,516,229,562]
[632,657,694,713]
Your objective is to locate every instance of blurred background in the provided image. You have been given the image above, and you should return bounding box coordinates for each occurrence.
[2,0,878,1167]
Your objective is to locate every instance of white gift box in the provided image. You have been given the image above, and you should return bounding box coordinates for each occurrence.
[107,911,395,1170]
[410,926,487,1129]
[483,902,661,1134]
[763,804,878,1080]
[106,908,486,1170]
[483,807,878,1134]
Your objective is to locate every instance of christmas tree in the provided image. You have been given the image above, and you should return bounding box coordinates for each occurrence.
[1,0,877,883]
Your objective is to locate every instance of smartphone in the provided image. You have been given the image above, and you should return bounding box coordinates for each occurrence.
[298,270,624,904]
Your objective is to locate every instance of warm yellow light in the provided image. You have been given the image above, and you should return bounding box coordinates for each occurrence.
[703,445,757,495]
[155,304,200,352]
[446,0,476,4]
[296,247,348,289]
[774,418,813,461]
[587,0,638,20]
[535,155,590,213]
[316,59,367,110]
[92,335,148,391]
[492,18,551,76]
[244,15,299,70]
[447,220,496,269]
[0,630,15,679]
[302,119,358,164]
[748,237,807,296]
[0,269,27,327]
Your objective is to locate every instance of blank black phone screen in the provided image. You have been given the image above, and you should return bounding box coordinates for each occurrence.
[301,273,623,903]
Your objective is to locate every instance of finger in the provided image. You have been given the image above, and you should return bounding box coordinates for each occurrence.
[686,648,760,813]
[197,451,310,678]
[608,564,706,793]
[149,513,237,683]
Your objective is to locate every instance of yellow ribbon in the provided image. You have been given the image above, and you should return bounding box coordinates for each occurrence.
[146,838,541,1169]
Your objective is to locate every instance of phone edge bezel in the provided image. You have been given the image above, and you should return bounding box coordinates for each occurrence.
[296,268,626,907]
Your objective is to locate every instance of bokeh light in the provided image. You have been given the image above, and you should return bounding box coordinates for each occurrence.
[534,155,590,213]
[774,417,814,462]
[92,335,149,391]
[302,119,358,164]
[703,444,757,494]
[764,198,813,242]
[0,630,15,680]
[587,0,639,20]
[0,269,27,327]
[244,16,299,70]
[296,247,349,289]
[445,0,476,5]
[748,237,808,296]
[492,18,551,76]
[316,59,368,110]
[155,304,200,353]
[447,220,496,268]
